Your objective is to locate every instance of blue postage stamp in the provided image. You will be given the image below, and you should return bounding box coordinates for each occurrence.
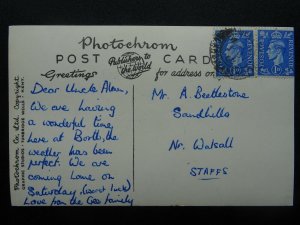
[258,30,294,76]
[215,29,254,76]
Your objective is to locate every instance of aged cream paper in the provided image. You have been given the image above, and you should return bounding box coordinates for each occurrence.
[9,26,294,206]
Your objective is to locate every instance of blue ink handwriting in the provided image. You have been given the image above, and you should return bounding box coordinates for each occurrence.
[43,117,85,130]
[172,106,230,119]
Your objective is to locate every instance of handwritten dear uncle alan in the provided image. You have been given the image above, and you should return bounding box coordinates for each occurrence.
[9,26,294,206]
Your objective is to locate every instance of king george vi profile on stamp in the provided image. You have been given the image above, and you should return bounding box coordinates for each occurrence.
[215,30,254,77]
[258,30,294,76]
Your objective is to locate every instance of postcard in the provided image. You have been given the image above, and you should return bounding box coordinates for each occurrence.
[9,26,294,206]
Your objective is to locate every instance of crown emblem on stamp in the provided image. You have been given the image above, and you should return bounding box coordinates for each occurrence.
[271,30,282,39]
